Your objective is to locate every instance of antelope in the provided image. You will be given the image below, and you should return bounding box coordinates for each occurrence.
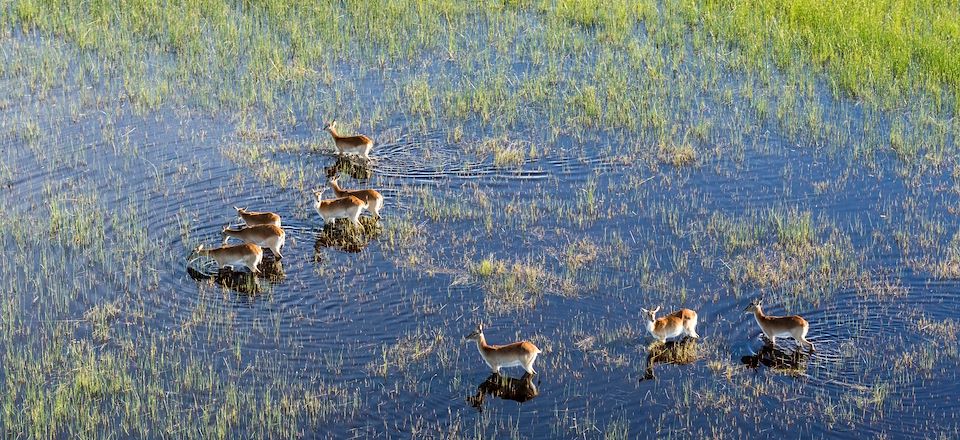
[312,188,367,227]
[323,120,373,159]
[641,306,700,343]
[191,243,262,275]
[328,175,384,219]
[222,224,285,259]
[234,207,281,227]
[464,324,542,375]
[744,299,814,352]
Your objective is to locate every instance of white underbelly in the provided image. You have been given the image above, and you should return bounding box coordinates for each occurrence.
[338,143,368,154]
[317,206,358,220]
[497,359,523,368]
[218,256,251,268]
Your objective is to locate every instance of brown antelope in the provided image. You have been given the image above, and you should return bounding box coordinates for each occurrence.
[464,324,542,375]
[312,188,367,227]
[323,120,373,159]
[222,224,285,259]
[191,243,262,275]
[328,175,384,219]
[234,207,281,227]
[641,306,700,343]
[744,299,814,352]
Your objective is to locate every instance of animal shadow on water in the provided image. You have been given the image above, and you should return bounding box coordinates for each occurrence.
[326,156,372,181]
[186,260,285,295]
[741,343,809,373]
[313,217,382,255]
[639,338,699,381]
[466,373,539,412]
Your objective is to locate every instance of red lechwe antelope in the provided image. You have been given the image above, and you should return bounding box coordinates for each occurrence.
[744,299,814,352]
[464,324,542,375]
[641,306,700,343]
[222,224,285,259]
[328,175,384,219]
[234,207,281,227]
[323,120,373,159]
[191,243,262,275]
[312,188,367,227]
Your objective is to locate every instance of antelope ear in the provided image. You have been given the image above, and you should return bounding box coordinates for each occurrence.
[640,308,648,313]
[652,306,661,313]
[477,323,483,332]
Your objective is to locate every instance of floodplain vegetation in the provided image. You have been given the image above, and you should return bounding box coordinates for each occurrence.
[1,0,959,438]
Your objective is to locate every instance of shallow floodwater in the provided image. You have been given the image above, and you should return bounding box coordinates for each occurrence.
[2,28,959,439]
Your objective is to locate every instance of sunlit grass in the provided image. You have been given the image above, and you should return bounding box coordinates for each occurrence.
[685,0,960,108]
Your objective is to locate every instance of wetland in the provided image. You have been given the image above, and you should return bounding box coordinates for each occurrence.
[0,0,958,438]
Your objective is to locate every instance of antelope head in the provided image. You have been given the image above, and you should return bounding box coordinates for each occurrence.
[312,188,326,201]
[640,306,662,324]
[464,324,484,342]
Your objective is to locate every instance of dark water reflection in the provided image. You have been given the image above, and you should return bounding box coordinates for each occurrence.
[313,220,382,255]
[467,373,540,412]
[186,259,286,295]
[640,338,699,381]
[741,344,811,372]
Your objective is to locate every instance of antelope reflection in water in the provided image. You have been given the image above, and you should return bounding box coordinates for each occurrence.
[187,259,285,295]
[313,218,381,255]
[327,156,373,181]
[639,338,698,381]
[466,373,539,412]
[741,344,810,372]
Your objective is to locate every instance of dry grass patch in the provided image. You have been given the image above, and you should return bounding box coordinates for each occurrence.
[658,140,697,167]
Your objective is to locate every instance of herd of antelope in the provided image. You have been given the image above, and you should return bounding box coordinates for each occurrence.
[463,297,813,384]
[188,120,816,389]
[189,120,384,272]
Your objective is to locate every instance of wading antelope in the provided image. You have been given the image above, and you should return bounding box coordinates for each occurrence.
[222,224,285,259]
[328,175,384,219]
[464,324,542,375]
[641,306,700,343]
[323,120,373,159]
[234,207,281,227]
[191,243,262,275]
[744,299,814,352]
[312,188,367,227]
